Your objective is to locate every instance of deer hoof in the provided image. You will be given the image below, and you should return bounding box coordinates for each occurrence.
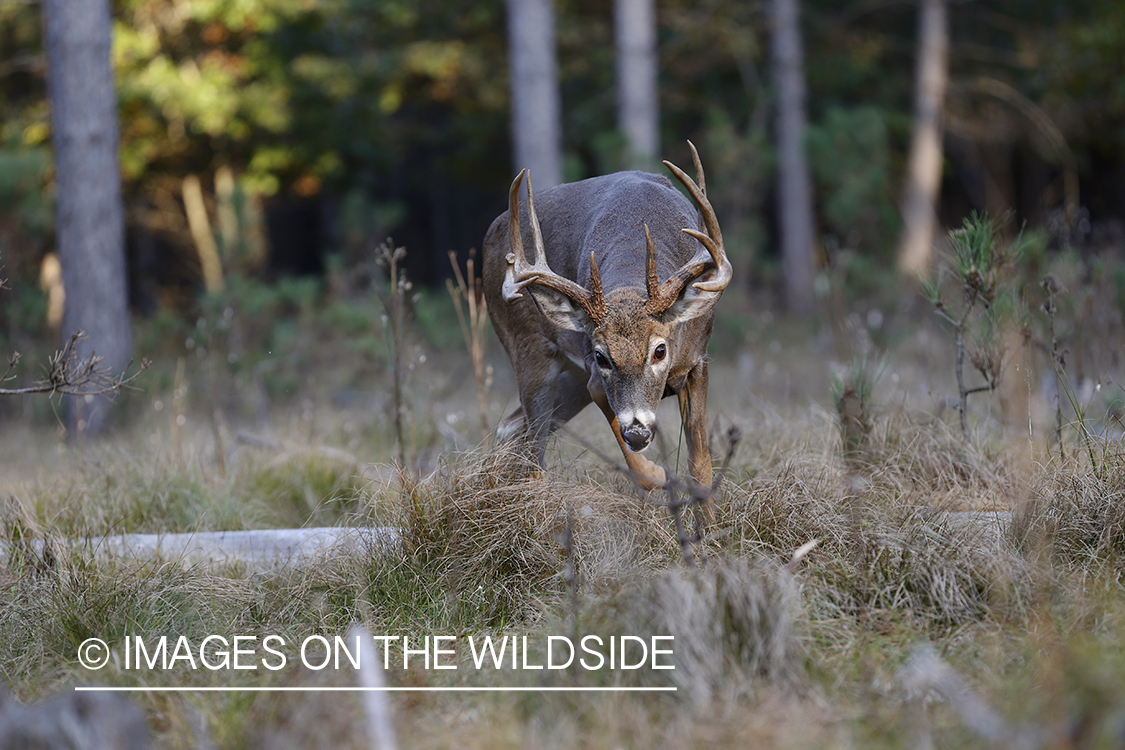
[634,465,667,491]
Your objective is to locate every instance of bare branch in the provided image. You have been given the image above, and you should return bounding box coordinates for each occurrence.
[1,352,21,384]
[0,331,150,398]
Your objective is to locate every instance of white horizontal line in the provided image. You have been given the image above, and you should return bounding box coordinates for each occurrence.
[74,686,676,693]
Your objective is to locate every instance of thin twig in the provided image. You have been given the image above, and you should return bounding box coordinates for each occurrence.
[556,423,714,567]
[376,241,409,468]
[0,331,150,397]
[447,250,490,440]
[0,352,23,384]
[953,293,978,442]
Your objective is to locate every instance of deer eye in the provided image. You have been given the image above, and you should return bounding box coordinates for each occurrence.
[594,350,611,369]
[652,343,667,363]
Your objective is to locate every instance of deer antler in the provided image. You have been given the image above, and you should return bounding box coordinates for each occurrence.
[646,141,733,315]
[502,170,606,325]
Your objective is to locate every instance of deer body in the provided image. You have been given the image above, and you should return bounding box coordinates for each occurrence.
[482,147,730,492]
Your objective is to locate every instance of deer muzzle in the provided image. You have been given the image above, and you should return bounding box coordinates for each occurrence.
[620,416,654,453]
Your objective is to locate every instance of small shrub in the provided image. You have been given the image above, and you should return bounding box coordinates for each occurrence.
[921,213,1037,441]
[830,356,884,463]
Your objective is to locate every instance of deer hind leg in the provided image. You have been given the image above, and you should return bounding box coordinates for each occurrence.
[506,355,564,468]
[496,406,526,444]
[549,368,592,427]
[499,367,589,447]
[587,370,667,490]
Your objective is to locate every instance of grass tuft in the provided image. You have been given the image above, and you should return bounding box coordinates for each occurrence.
[1012,450,1125,577]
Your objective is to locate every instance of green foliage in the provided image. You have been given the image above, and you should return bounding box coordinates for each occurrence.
[806,106,899,257]
[950,212,1007,302]
[1,0,1121,336]
[703,108,773,269]
[0,147,52,236]
[918,270,943,309]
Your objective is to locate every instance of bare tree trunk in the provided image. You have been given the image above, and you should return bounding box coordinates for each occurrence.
[615,0,658,168]
[506,0,562,189]
[896,0,948,275]
[43,0,131,437]
[771,0,815,316]
[183,174,225,293]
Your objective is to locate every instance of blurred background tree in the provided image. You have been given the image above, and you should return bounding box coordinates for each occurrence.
[896,0,947,275]
[507,0,563,189]
[615,0,659,169]
[42,0,132,436]
[771,0,815,316]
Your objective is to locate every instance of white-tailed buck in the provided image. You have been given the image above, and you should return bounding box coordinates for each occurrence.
[482,143,731,493]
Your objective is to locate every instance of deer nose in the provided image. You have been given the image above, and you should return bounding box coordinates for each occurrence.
[622,421,652,452]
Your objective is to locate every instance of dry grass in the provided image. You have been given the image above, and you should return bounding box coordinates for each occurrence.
[2,429,374,538]
[575,557,804,703]
[719,453,1017,633]
[1,346,1124,748]
[857,407,1021,509]
[0,548,257,695]
[396,445,675,588]
[1012,450,1125,578]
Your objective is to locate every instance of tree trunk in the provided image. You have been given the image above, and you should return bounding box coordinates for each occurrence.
[43,0,131,437]
[615,0,658,168]
[183,174,225,294]
[896,0,948,275]
[506,0,563,189]
[771,0,815,316]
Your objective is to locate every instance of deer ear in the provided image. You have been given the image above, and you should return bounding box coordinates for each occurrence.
[527,285,592,332]
[661,279,722,324]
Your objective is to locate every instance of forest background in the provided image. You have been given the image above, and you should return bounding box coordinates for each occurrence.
[2,0,1123,399]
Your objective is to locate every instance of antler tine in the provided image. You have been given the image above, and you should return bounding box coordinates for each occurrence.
[688,139,705,198]
[645,253,715,313]
[501,170,532,301]
[525,169,547,267]
[508,170,527,260]
[588,251,604,313]
[644,223,659,302]
[660,143,733,299]
[502,171,606,324]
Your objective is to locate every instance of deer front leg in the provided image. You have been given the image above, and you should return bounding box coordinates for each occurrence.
[678,360,715,517]
[587,370,666,490]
